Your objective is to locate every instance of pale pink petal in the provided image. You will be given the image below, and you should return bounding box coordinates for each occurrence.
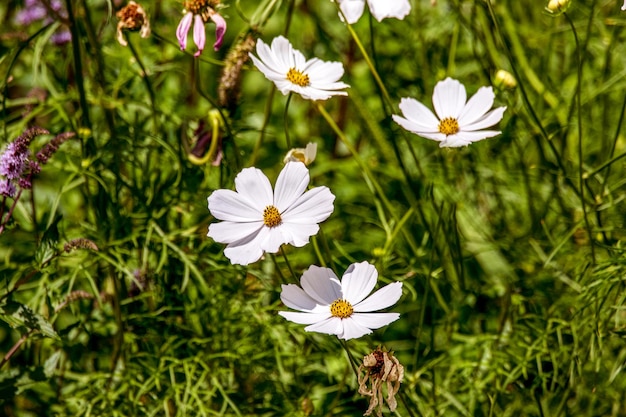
[176,12,192,50]
[192,14,205,57]
[210,12,226,51]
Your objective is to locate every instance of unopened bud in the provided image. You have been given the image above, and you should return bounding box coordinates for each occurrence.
[494,69,517,90]
[283,143,317,166]
[546,0,571,14]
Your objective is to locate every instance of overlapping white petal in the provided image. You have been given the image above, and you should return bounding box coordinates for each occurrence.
[392,77,507,147]
[279,261,402,340]
[249,36,349,100]
[207,162,335,265]
[336,0,411,24]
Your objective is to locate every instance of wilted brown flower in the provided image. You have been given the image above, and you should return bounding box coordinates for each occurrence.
[116,1,150,46]
[358,347,404,417]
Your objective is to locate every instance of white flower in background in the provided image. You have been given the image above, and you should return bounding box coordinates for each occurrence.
[392,78,507,148]
[284,142,317,166]
[207,161,335,266]
[335,0,411,24]
[279,262,403,340]
[249,36,349,101]
[622,0,626,11]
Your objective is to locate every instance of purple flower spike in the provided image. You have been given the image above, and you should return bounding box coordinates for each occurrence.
[210,12,226,51]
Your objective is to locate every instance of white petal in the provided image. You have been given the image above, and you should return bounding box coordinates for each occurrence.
[279,311,331,325]
[395,97,440,131]
[458,86,495,125]
[338,0,366,24]
[272,36,295,70]
[207,190,262,222]
[274,222,319,248]
[338,316,373,340]
[305,316,343,335]
[222,238,265,266]
[367,0,411,21]
[258,227,289,253]
[280,284,317,311]
[441,130,502,147]
[306,60,345,84]
[298,86,348,101]
[273,161,309,211]
[207,220,263,244]
[351,312,400,330]
[461,106,507,132]
[250,53,286,82]
[341,261,378,305]
[282,186,335,224]
[234,167,274,211]
[354,282,402,312]
[392,115,446,142]
[432,78,466,120]
[301,265,342,305]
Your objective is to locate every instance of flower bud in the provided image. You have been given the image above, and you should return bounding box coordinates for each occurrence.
[283,143,317,166]
[494,69,517,90]
[546,0,571,14]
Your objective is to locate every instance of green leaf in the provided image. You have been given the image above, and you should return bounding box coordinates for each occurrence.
[0,302,59,339]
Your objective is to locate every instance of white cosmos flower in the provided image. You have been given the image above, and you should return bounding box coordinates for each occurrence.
[392,77,507,148]
[207,161,335,266]
[335,0,411,24]
[249,36,349,101]
[279,262,403,340]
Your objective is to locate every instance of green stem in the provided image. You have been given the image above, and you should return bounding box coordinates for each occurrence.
[280,246,298,282]
[283,92,293,149]
[315,102,420,256]
[564,12,595,264]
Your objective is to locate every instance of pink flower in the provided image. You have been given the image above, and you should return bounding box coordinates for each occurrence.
[176,0,226,57]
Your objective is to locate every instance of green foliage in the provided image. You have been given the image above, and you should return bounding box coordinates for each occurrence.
[1,0,626,416]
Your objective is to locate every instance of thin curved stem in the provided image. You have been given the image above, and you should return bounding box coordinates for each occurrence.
[564,12,595,264]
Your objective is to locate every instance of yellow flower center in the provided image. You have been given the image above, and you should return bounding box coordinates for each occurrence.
[263,205,282,228]
[438,117,460,135]
[330,299,354,319]
[286,68,310,87]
